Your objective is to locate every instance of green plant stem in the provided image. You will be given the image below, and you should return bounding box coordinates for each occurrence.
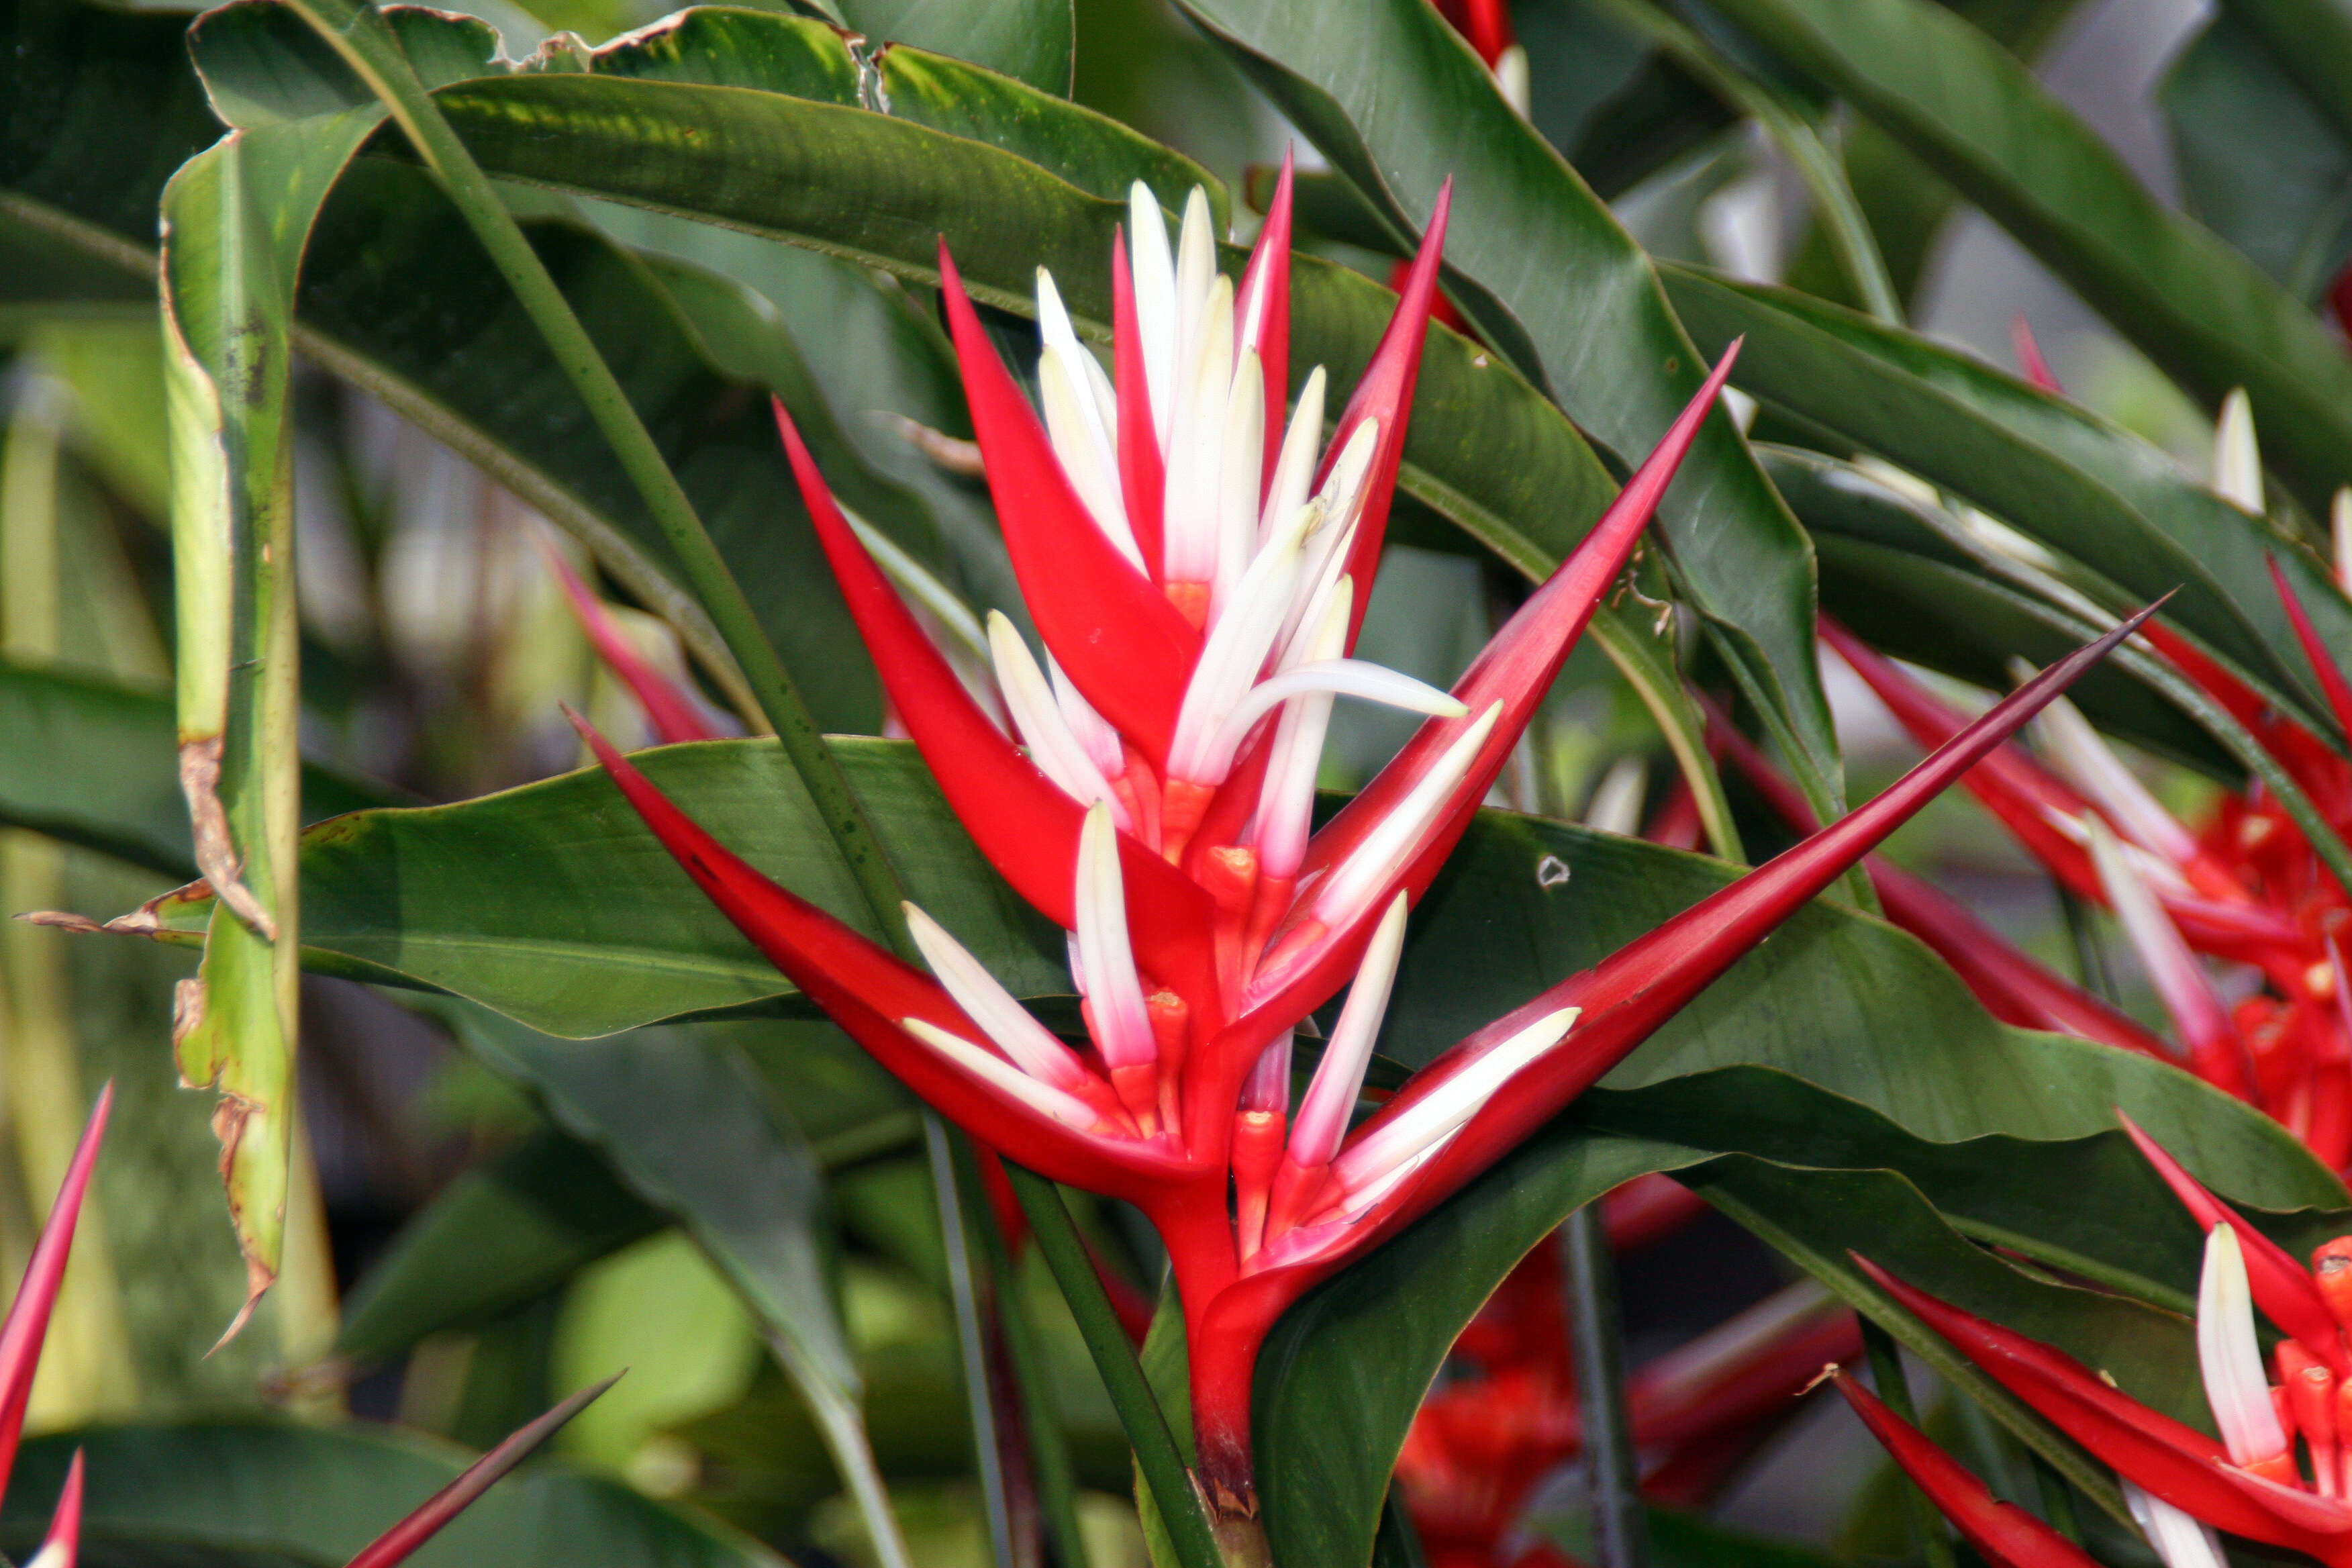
[1563,1206,1645,1568]
[2030,1452,2084,1544]
[1003,1165,1222,1568]
[2057,885,2116,1003]
[280,0,913,959]
[930,1116,1016,1568]
[1860,1317,1958,1568]
[969,1159,1092,1568]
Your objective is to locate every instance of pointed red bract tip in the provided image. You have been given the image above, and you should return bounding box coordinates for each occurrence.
[2267,552,2352,746]
[536,533,722,746]
[1238,146,1295,488]
[2116,1110,2349,1375]
[347,1378,616,1568]
[1264,342,1743,1016]
[35,1449,82,1568]
[1831,1368,2101,1568]
[1367,603,2156,1245]
[2011,314,2063,395]
[932,240,1199,767]
[1324,179,1453,650]
[0,1086,109,1508]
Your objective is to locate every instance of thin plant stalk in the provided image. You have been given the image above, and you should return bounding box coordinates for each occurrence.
[1859,1316,1959,1568]
[969,1157,1093,1568]
[1003,1165,1223,1568]
[930,1115,1017,1568]
[1563,1205,1645,1568]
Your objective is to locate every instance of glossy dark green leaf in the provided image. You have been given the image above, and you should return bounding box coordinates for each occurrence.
[2218,0,2352,154]
[1661,264,2352,742]
[133,738,1067,1037]
[340,1021,916,1363]
[1703,0,2352,513]
[0,660,401,879]
[843,0,1071,99]
[1171,0,1845,806]
[0,1423,785,1567]
[2160,11,2352,304]
[1767,446,2237,777]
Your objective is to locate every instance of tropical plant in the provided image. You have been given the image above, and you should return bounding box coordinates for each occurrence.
[9,0,2352,1565]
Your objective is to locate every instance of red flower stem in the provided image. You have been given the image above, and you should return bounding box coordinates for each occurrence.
[1564,1203,1646,1568]
[1861,1316,1961,1568]
[1001,1163,1224,1568]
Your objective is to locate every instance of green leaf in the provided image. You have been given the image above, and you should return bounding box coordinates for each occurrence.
[2216,0,2352,157]
[1702,0,2352,513]
[130,738,1065,1036]
[0,660,400,880]
[338,1127,662,1364]
[159,74,388,1320]
[340,1022,916,1363]
[1168,0,1846,810]
[844,0,1073,99]
[0,1422,787,1567]
[2159,12,2352,304]
[1661,264,2352,744]
[438,1003,917,1568]
[1767,447,2237,777]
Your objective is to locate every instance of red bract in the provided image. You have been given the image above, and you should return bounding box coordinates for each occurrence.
[1822,607,2352,1165]
[579,168,2152,1524]
[1853,1121,2352,1566]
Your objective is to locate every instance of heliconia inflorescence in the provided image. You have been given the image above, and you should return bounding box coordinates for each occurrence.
[575,161,2157,1530]
[1847,1120,2352,1568]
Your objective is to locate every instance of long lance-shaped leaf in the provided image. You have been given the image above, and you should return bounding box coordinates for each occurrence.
[935,244,1200,767]
[1855,1255,2325,1552]
[344,1377,618,1568]
[0,1087,108,1504]
[1712,704,2168,1057]
[1830,1368,2100,1568]
[1322,182,1449,650]
[1699,0,2352,513]
[568,714,1195,1197]
[1385,605,2161,1224]
[1249,346,1741,1018]
[775,400,1220,1016]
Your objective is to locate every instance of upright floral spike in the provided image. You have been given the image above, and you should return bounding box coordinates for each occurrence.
[0,1086,108,1504]
[595,189,2153,1532]
[1828,1366,2102,1568]
[2012,314,2063,395]
[2085,817,2255,1096]
[583,595,2149,1526]
[2269,554,2352,747]
[2215,388,2263,516]
[344,1378,618,1568]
